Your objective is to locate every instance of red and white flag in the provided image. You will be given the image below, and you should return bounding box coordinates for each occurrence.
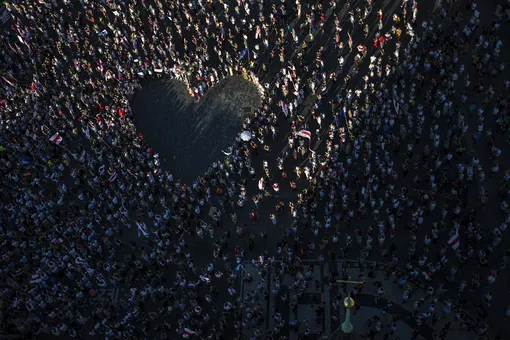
[49,133,63,145]
[30,274,42,284]
[296,130,311,139]
[75,257,87,265]
[258,178,265,191]
[1,75,17,87]
[448,230,460,250]
[137,222,149,237]
[183,328,196,338]
[109,172,118,182]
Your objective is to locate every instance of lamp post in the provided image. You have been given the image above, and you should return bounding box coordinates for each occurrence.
[333,279,362,336]
[341,294,355,333]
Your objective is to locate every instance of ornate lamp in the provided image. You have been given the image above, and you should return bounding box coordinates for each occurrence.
[341,295,355,333]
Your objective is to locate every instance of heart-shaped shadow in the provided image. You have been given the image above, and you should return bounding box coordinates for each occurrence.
[132,76,261,183]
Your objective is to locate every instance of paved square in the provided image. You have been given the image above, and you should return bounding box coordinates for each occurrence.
[241,260,481,339]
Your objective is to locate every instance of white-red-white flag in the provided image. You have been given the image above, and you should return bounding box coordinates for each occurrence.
[296,130,311,139]
[448,230,460,250]
[109,172,118,182]
[183,328,196,338]
[137,222,149,237]
[30,274,42,284]
[75,257,87,265]
[258,178,265,191]
[1,76,16,87]
[49,133,63,145]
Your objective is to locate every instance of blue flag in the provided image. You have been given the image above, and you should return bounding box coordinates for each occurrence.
[237,47,249,61]
[233,264,245,272]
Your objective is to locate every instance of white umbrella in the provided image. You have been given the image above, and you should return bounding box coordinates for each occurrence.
[240,130,252,142]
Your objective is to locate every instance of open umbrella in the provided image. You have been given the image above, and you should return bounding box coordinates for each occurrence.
[240,130,252,141]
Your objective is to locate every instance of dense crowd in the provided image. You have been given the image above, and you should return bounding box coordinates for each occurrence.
[1,0,510,339]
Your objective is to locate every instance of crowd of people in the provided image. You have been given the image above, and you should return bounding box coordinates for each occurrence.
[1,0,510,339]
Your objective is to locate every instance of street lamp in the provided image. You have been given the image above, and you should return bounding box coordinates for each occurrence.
[333,278,362,335]
[341,294,355,333]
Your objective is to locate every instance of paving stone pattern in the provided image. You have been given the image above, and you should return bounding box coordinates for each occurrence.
[240,260,487,340]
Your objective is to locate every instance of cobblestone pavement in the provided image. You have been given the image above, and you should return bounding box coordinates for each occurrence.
[241,260,489,340]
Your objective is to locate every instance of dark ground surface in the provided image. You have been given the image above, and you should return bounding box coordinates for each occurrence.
[132,76,261,183]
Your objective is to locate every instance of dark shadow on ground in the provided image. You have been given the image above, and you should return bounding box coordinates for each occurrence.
[132,76,261,183]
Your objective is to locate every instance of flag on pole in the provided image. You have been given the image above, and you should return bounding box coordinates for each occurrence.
[2,75,17,87]
[199,275,211,283]
[109,172,118,182]
[233,264,245,272]
[448,230,460,250]
[183,328,196,338]
[49,133,63,145]
[137,222,149,237]
[296,130,311,139]
[29,274,42,284]
[237,47,249,61]
[258,178,265,191]
[75,257,87,265]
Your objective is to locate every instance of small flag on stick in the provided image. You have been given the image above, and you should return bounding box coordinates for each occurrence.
[49,133,63,145]
[448,230,460,250]
[296,130,311,139]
